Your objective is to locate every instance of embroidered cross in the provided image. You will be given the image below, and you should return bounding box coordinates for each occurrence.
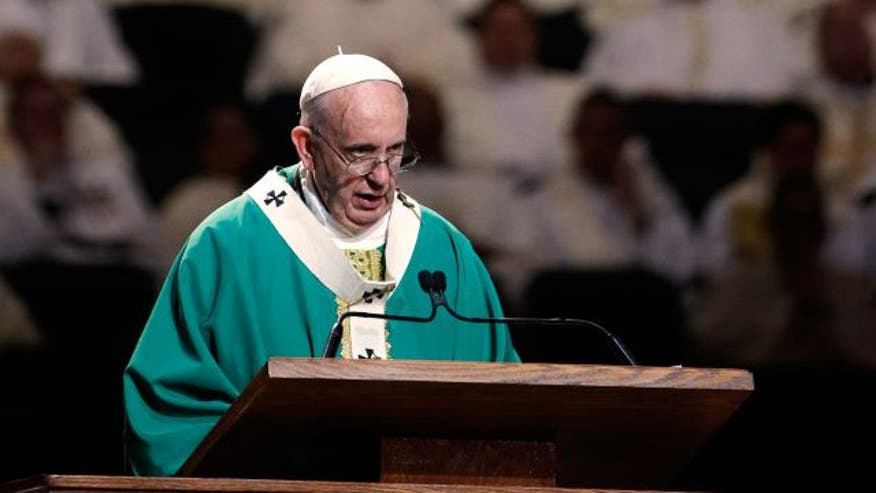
[357,348,381,359]
[264,190,287,207]
[362,288,387,303]
[397,190,415,210]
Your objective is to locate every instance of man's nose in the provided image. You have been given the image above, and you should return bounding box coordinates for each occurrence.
[365,158,392,184]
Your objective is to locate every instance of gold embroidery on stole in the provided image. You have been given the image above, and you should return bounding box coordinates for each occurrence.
[336,248,391,359]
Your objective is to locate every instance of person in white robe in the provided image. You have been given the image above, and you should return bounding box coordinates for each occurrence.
[796,1,876,218]
[697,99,864,280]
[478,89,696,306]
[160,102,258,271]
[523,89,695,281]
[0,0,141,210]
[691,171,876,369]
[0,77,156,268]
[443,0,579,178]
[584,0,803,100]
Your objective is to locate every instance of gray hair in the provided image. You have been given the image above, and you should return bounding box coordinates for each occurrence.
[300,90,334,131]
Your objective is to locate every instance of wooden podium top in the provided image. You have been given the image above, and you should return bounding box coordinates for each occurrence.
[180,359,752,488]
[0,474,684,493]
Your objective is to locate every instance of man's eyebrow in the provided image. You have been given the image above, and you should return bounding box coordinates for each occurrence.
[344,139,406,152]
[344,142,377,153]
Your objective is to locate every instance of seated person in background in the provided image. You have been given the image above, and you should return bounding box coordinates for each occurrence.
[444,0,578,180]
[0,28,40,161]
[159,101,259,271]
[491,89,696,303]
[691,171,876,369]
[0,0,139,178]
[698,100,864,280]
[124,52,520,476]
[397,78,447,170]
[0,77,155,268]
[798,0,876,217]
[393,78,460,225]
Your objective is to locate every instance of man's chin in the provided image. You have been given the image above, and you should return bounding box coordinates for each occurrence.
[345,207,389,231]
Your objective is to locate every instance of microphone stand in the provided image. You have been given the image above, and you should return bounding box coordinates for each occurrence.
[321,305,438,358]
[427,271,638,366]
[322,270,444,358]
[440,305,638,366]
[322,270,637,366]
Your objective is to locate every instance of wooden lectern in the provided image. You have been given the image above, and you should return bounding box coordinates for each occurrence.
[175,358,752,490]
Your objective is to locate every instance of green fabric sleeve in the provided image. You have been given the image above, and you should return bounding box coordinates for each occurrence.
[123,224,239,476]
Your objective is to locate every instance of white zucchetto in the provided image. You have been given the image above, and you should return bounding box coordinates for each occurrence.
[299,51,403,107]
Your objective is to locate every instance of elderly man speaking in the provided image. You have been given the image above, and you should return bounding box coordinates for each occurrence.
[123,52,519,476]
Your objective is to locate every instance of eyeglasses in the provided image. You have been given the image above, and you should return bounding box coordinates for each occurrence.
[310,127,419,176]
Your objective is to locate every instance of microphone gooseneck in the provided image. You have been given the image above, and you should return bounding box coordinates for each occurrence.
[421,270,638,366]
[321,301,440,358]
[322,269,637,366]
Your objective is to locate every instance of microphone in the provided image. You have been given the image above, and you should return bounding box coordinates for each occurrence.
[420,270,638,366]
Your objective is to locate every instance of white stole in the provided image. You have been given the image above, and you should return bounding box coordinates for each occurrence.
[245,168,421,358]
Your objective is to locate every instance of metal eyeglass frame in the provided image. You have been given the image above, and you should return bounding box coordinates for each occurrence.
[309,127,420,176]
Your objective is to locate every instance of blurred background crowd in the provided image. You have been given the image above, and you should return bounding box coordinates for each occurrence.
[1,0,875,490]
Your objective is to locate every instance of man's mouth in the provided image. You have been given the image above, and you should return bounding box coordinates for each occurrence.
[353,192,385,210]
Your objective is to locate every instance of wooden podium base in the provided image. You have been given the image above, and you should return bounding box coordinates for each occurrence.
[381,438,556,486]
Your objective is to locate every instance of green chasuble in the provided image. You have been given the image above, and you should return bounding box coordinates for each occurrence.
[123,165,519,476]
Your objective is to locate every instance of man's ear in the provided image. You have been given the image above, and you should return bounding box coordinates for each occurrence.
[291,125,313,170]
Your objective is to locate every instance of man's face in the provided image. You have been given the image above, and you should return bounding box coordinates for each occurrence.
[306,81,407,233]
[13,82,66,158]
[572,102,627,183]
[819,2,873,85]
[769,121,820,178]
[0,31,41,82]
[201,104,257,176]
[477,1,537,74]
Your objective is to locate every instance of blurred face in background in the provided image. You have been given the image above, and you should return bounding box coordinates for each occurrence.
[571,100,628,184]
[404,81,444,164]
[769,174,827,275]
[818,1,873,85]
[0,31,41,82]
[11,79,67,178]
[200,104,257,178]
[768,121,821,178]
[476,0,538,74]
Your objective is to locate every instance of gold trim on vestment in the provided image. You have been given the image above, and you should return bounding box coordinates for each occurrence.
[337,248,391,359]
